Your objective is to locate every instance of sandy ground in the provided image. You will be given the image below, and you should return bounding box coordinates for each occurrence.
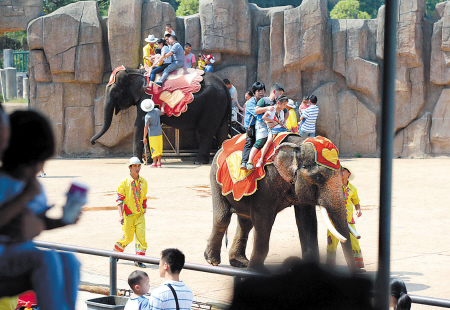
[30,155,450,309]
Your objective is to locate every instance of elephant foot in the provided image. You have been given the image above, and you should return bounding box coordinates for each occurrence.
[229,256,249,268]
[204,250,220,266]
[193,161,205,165]
[247,263,270,274]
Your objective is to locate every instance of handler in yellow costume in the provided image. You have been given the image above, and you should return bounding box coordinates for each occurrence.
[113,157,148,268]
[326,164,365,272]
[286,99,298,133]
[143,34,158,73]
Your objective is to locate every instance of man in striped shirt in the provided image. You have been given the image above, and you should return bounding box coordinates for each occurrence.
[298,95,319,137]
[149,249,193,310]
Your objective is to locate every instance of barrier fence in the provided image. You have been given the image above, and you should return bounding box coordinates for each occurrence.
[33,240,450,308]
[13,51,28,72]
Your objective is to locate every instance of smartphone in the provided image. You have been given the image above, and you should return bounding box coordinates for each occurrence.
[62,182,88,224]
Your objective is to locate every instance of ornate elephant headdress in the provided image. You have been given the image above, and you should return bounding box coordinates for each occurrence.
[302,136,340,171]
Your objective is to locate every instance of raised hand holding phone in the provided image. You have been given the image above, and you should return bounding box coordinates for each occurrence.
[62,182,88,224]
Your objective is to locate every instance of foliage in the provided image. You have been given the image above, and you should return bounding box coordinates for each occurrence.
[355,153,362,158]
[0,32,25,51]
[176,0,199,16]
[330,0,370,19]
[426,0,446,18]
[44,0,109,16]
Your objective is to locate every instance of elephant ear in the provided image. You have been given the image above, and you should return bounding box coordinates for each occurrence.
[129,75,146,103]
[273,142,302,183]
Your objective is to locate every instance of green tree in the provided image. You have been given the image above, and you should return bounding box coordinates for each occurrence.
[44,0,109,16]
[426,0,446,18]
[330,0,370,19]
[176,0,199,16]
[359,0,384,18]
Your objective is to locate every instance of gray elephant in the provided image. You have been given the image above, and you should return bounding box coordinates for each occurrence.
[204,134,356,272]
[91,67,230,164]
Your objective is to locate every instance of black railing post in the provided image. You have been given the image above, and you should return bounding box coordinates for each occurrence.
[375,0,399,309]
[110,256,117,296]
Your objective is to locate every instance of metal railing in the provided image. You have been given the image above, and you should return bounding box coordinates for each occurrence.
[33,240,450,308]
[13,51,28,72]
[33,240,260,296]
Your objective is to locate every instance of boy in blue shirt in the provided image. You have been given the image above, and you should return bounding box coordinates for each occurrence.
[124,271,150,310]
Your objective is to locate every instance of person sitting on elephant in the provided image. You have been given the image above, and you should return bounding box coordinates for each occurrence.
[197,54,206,70]
[245,83,285,170]
[154,35,184,88]
[142,99,165,167]
[326,164,365,272]
[240,81,266,170]
[149,39,172,82]
[255,95,290,168]
[143,34,158,73]
[204,55,215,72]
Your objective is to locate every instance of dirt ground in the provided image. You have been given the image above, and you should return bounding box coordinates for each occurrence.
[32,155,450,309]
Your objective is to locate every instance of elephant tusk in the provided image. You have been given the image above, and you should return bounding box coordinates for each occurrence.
[320,206,347,243]
[348,223,361,239]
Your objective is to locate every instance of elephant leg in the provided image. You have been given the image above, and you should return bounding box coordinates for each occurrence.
[229,215,253,268]
[204,186,232,266]
[194,129,214,164]
[247,213,276,272]
[294,204,319,262]
[133,109,146,161]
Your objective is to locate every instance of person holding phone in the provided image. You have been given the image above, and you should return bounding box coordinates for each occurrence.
[0,110,82,310]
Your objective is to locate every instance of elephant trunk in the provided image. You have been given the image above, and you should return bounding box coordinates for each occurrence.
[319,173,356,273]
[90,89,114,145]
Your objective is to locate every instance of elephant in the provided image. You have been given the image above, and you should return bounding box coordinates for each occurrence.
[90,67,231,164]
[204,134,356,273]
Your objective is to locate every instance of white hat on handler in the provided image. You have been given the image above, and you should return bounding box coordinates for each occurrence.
[128,157,142,166]
[287,99,296,109]
[341,163,355,181]
[141,99,155,112]
[145,34,158,43]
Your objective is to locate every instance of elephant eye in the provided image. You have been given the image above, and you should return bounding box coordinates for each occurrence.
[313,173,325,184]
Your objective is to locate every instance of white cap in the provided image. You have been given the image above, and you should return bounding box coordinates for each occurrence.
[128,157,142,166]
[141,99,155,112]
[341,164,355,180]
[287,99,296,109]
[145,34,158,43]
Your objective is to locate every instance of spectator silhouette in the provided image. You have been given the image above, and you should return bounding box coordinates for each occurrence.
[0,110,81,310]
[229,262,373,310]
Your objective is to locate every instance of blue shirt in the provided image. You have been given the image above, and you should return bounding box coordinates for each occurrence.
[204,64,213,72]
[244,97,258,129]
[144,108,163,137]
[161,46,172,64]
[300,105,319,132]
[169,42,185,62]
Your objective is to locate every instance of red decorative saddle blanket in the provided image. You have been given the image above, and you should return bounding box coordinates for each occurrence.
[216,132,294,201]
[107,65,126,86]
[145,68,204,117]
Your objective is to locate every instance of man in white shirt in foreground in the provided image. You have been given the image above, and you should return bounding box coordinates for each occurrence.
[148,248,193,310]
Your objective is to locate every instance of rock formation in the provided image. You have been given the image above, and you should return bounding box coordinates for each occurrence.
[23,0,450,157]
[0,0,43,35]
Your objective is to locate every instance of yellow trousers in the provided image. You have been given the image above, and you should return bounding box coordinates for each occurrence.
[326,223,364,268]
[0,296,18,310]
[148,135,163,158]
[114,213,147,256]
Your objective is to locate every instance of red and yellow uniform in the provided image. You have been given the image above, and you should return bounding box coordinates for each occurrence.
[326,182,364,268]
[286,109,298,134]
[113,176,148,256]
[143,43,156,68]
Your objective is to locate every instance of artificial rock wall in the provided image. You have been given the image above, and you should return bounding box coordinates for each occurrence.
[25,0,450,157]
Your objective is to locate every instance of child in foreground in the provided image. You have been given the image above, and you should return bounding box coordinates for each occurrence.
[125,270,150,310]
[255,95,289,168]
